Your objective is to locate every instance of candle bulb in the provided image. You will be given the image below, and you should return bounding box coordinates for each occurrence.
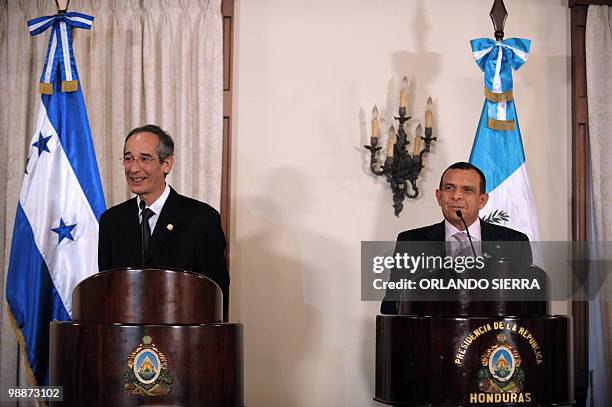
[371,105,380,142]
[399,76,408,109]
[425,97,433,128]
[386,126,395,158]
[414,124,422,155]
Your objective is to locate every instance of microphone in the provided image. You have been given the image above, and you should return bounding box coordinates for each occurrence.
[139,200,146,266]
[456,210,477,258]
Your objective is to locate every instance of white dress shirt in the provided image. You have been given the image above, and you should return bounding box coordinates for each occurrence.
[136,183,171,234]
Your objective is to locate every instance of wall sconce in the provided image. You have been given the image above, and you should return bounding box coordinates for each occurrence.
[365,77,436,216]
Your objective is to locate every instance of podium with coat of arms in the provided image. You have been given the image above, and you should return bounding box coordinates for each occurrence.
[49,268,244,406]
[375,259,573,406]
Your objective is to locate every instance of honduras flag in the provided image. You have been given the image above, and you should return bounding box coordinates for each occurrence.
[469,37,540,242]
[6,12,104,386]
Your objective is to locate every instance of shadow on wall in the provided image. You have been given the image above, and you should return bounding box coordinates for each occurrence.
[358,2,444,403]
[359,0,444,210]
[235,166,349,405]
[389,0,440,122]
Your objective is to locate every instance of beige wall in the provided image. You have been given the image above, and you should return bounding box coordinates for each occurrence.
[231,0,570,405]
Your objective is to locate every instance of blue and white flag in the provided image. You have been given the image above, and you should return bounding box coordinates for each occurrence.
[469,37,540,241]
[6,12,104,386]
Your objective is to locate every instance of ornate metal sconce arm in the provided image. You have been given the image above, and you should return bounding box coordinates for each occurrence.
[421,126,437,154]
[406,179,419,199]
[364,143,385,176]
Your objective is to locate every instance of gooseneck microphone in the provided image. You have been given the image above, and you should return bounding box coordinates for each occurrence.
[456,210,477,257]
[139,200,147,266]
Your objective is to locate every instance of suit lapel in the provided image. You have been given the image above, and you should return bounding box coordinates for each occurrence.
[123,198,142,263]
[480,219,502,241]
[480,219,505,258]
[425,221,446,257]
[144,188,184,262]
[425,221,446,241]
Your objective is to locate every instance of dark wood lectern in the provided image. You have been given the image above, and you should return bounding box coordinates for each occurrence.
[50,268,243,406]
[376,260,573,406]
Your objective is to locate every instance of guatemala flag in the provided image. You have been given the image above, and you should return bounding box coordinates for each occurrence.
[469,37,540,242]
[6,12,104,386]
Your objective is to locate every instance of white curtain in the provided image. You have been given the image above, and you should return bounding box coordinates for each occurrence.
[0,0,223,393]
[585,5,612,407]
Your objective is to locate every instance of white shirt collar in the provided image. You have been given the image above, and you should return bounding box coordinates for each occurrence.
[137,183,171,215]
[444,218,482,241]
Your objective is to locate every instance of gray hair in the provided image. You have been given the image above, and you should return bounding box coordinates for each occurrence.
[125,124,174,161]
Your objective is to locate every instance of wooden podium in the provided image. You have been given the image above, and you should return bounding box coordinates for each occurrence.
[50,268,243,406]
[376,260,573,406]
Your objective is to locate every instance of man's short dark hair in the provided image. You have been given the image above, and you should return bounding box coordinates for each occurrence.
[438,162,487,194]
[125,124,174,161]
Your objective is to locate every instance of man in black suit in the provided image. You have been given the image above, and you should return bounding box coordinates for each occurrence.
[380,162,532,314]
[98,125,229,314]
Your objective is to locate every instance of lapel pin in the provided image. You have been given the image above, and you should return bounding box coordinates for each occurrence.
[167,224,174,231]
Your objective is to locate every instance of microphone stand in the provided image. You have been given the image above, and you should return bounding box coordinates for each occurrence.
[456,210,477,258]
[139,200,146,266]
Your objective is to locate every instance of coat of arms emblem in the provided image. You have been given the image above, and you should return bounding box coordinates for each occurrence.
[123,335,173,396]
[478,333,525,393]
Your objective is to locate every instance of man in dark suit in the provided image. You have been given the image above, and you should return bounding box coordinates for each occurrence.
[98,125,229,314]
[380,161,532,314]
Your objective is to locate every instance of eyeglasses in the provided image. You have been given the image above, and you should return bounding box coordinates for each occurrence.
[120,155,162,166]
